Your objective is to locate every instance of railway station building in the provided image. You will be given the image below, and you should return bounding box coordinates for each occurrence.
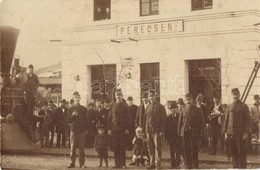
[62,0,260,106]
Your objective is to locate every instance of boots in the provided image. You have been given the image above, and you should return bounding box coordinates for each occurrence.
[98,158,103,167]
[104,158,108,167]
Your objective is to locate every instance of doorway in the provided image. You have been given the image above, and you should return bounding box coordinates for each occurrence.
[188,59,221,105]
[91,64,116,101]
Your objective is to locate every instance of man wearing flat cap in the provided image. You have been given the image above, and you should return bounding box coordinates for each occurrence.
[145,90,167,169]
[107,88,130,169]
[178,93,205,169]
[223,88,250,168]
[67,91,90,168]
[250,94,260,153]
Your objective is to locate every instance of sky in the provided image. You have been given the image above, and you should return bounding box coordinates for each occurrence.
[0,0,69,71]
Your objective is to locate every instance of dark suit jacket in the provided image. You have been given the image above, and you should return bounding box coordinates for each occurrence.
[178,104,205,137]
[145,101,167,134]
[107,101,130,131]
[67,104,89,133]
[56,106,68,133]
[223,100,250,136]
[135,104,146,130]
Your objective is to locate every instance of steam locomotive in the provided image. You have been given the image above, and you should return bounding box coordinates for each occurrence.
[0,26,32,137]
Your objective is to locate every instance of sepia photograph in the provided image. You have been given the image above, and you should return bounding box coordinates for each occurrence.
[0,0,260,169]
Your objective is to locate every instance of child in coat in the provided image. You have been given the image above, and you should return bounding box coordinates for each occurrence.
[94,125,109,167]
[129,127,150,166]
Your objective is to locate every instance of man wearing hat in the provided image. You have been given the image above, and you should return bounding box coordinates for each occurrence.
[48,99,57,147]
[178,93,205,169]
[250,94,260,153]
[67,91,90,168]
[223,88,250,168]
[56,99,69,148]
[107,88,130,169]
[165,101,182,168]
[145,90,167,169]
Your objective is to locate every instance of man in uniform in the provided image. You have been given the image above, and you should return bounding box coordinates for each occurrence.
[223,88,250,168]
[145,90,167,169]
[107,88,130,169]
[178,93,205,169]
[67,91,90,168]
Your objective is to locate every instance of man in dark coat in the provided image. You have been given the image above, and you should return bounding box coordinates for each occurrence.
[196,94,209,152]
[24,64,39,131]
[165,102,181,168]
[126,96,138,150]
[56,99,68,148]
[223,88,250,168]
[107,88,130,169]
[178,93,205,169]
[67,91,90,168]
[208,97,224,155]
[86,103,99,148]
[145,90,167,169]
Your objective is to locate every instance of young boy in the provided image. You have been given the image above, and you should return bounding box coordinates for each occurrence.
[94,125,109,168]
[129,127,150,166]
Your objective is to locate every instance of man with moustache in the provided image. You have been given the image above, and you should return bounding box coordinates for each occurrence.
[107,88,130,169]
[223,88,250,168]
[145,90,167,169]
[178,93,205,169]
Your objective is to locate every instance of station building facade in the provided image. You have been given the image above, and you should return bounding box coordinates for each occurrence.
[62,0,260,107]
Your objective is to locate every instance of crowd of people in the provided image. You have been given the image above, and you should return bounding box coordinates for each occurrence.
[32,86,260,169]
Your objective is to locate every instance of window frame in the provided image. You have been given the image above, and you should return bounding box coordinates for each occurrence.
[140,0,159,17]
[191,0,213,11]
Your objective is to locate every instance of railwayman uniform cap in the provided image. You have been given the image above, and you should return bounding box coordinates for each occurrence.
[231,88,240,94]
[97,125,106,130]
[114,88,123,94]
[169,101,178,109]
[141,92,148,98]
[127,96,133,101]
[148,90,156,96]
[254,94,260,100]
[177,98,185,105]
[222,104,228,107]
[73,91,80,96]
[61,99,67,104]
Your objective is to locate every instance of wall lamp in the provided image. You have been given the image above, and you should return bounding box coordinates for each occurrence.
[74,75,80,81]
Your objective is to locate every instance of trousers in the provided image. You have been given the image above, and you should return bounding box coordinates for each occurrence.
[113,130,126,167]
[147,132,162,167]
[229,135,247,168]
[70,132,86,166]
[183,131,199,169]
